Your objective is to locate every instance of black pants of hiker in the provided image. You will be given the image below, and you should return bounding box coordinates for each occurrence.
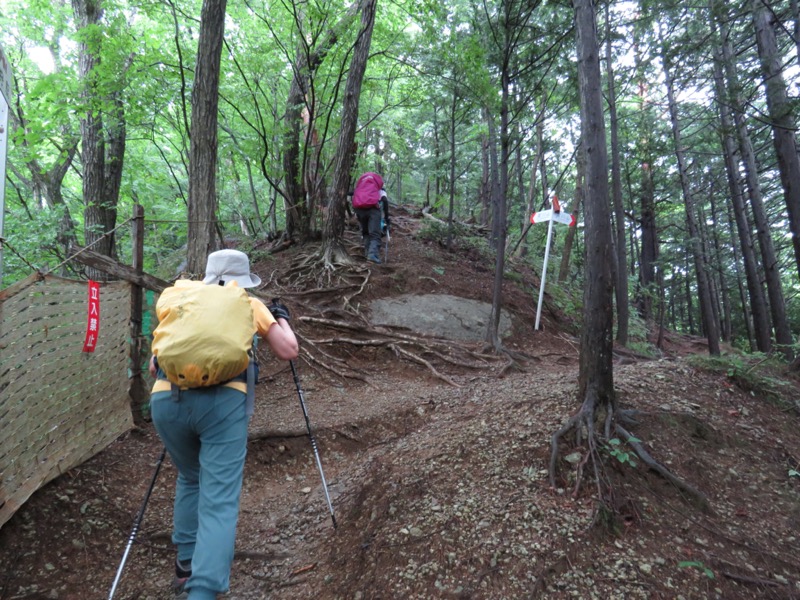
[355,205,382,260]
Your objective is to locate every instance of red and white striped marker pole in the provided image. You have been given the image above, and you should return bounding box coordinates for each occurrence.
[530,194,576,330]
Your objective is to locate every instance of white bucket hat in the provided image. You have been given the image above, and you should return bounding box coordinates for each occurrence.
[202,249,262,288]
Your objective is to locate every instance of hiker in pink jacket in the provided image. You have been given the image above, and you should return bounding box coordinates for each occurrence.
[352,171,390,263]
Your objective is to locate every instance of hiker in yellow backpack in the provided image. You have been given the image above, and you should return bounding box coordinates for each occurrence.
[148,249,298,600]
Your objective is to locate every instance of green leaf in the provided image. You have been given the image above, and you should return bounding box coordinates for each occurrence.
[678,561,714,579]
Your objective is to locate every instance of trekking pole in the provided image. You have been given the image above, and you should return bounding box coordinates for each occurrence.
[108,447,167,600]
[289,360,337,529]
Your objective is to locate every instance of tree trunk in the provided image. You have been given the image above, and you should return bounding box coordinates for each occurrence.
[479,110,490,227]
[706,189,730,342]
[710,7,772,351]
[279,4,359,242]
[722,6,794,360]
[517,104,546,259]
[321,0,377,264]
[725,199,756,351]
[446,85,459,251]
[605,3,628,346]
[633,40,657,324]
[574,0,614,406]
[660,33,720,356]
[752,0,800,280]
[72,0,121,281]
[486,109,501,249]
[485,42,510,351]
[187,0,227,275]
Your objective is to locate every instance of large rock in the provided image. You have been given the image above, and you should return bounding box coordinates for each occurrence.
[369,294,513,342]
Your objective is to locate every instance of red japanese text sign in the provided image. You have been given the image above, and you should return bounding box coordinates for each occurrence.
[82,280,100,353]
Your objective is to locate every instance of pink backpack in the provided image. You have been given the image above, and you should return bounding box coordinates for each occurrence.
[352,172,384,209]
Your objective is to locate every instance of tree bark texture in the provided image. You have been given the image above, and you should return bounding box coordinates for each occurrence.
[722,6,794,359]
[281,4,359,241]
[486,41,510,351]
[573,0,615,406]
[187,0,227,275]
[633,40,657,324]
[72,0,123,280]
[752,0,800,281]
[605,3,628,346]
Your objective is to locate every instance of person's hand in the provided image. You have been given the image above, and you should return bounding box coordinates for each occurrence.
[149,355,158,378]
[269,299,291,321]
[383,221,390,234]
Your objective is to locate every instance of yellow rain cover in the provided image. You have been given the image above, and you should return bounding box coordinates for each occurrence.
[152,280,256,388]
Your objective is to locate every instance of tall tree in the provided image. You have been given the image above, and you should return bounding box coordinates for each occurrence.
[72,0,127,278]
[660,25,720,356]
[550,0,615,491]
[187,0,227,274]
[710,2,771,353]
[632,29,657,324]
[279,3,361,243]
[321,0,378,266]
[752,0,800,281]
[604,4,628,346]
[722,4,793,359]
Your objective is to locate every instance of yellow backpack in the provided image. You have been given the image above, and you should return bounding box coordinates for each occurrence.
[151,280,256,388]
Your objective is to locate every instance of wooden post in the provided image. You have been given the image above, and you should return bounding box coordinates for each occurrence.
[129,204,147,427]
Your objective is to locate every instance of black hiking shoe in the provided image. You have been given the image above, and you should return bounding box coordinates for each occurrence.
[172,558,191,599]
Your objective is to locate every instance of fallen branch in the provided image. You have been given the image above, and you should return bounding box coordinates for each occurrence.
[721,571,785,587]
[290,563,317,577]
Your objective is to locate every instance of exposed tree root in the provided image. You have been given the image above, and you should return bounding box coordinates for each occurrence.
[296,345,370,385]
[549,390,606,501]
[550,391,709,524]
[253,235,520,388]
[389,344,460,387]
[614,424,709,511]
[297,315,509,381]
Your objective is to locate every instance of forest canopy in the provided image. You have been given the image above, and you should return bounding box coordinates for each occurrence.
[1,0,799,356]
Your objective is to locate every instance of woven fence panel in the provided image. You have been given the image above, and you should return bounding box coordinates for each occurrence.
[0,273,134,528]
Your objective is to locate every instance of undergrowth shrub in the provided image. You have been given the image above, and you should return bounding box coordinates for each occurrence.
[687,353,795,405]
[418,220,505,267]
[625,313,659,357]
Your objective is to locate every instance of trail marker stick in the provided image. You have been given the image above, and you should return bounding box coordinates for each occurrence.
[531,195,576,330]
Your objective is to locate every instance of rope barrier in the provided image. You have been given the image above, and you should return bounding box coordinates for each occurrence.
[47,216,135,275]
[143,217,251,224]
[0,237,41,272]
